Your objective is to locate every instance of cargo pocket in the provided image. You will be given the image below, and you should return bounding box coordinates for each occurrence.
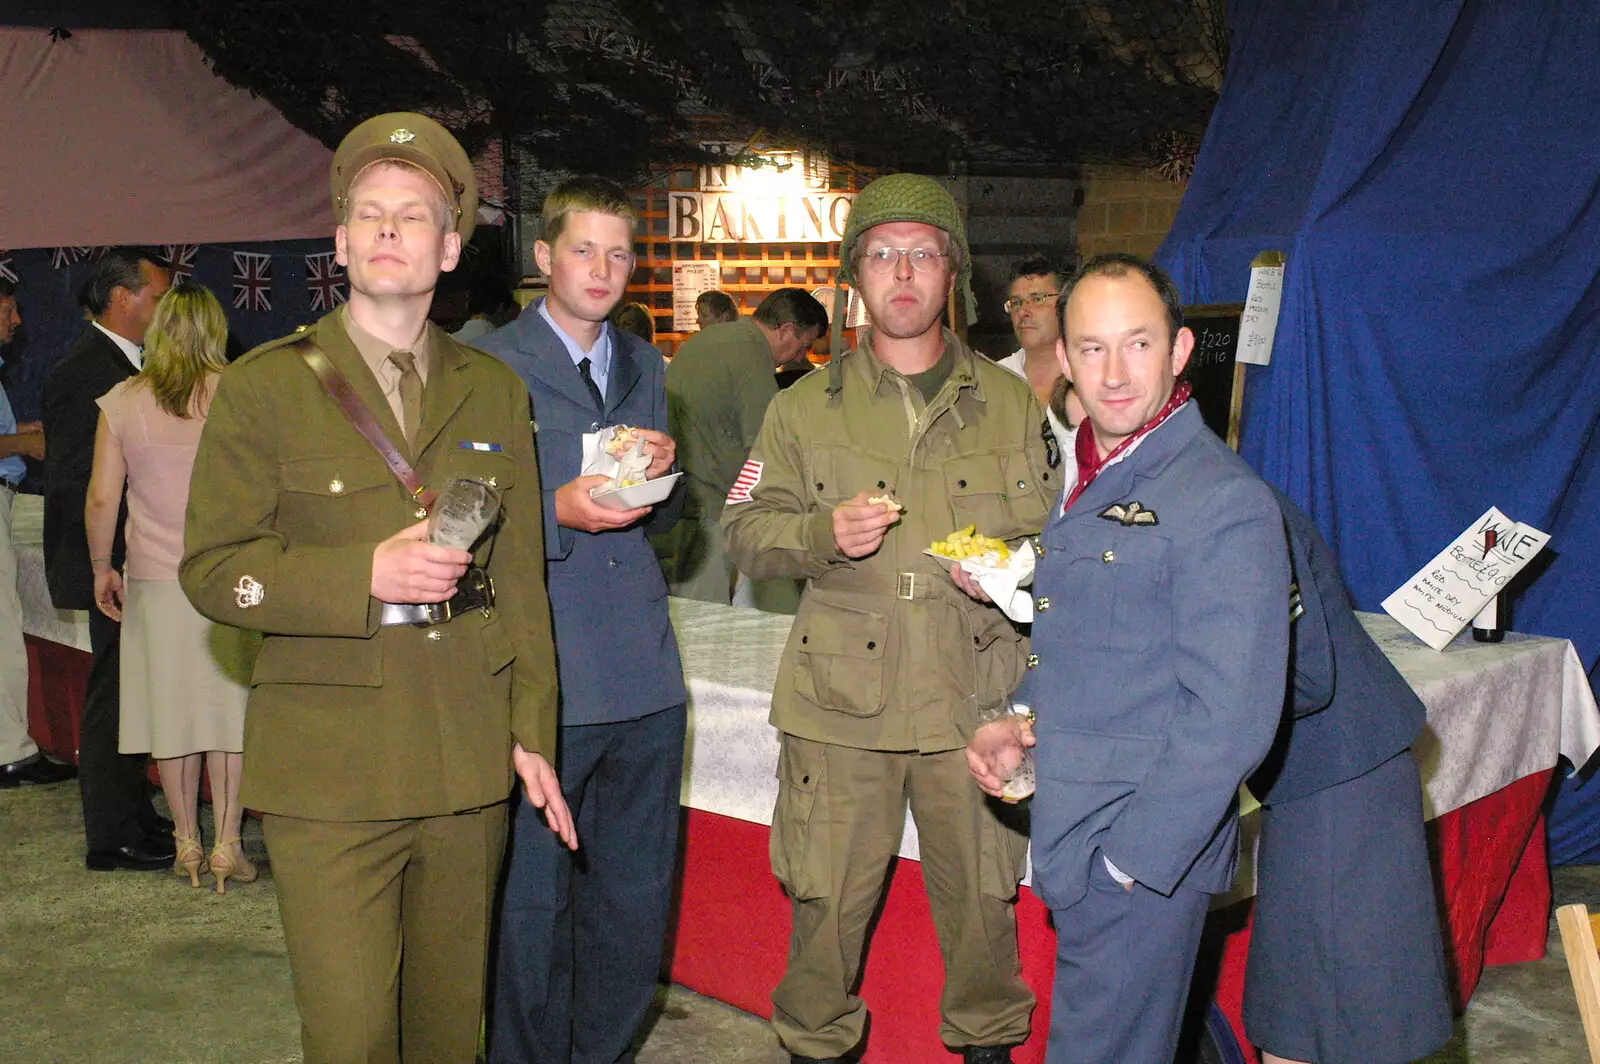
[978,802,1030,902]
[965,604,1026,712]
[770,740,829,900]
[945,453,1014,537]
[792,595,889,718]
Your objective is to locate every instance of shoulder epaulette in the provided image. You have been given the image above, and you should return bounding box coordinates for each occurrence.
[233,325,315,366]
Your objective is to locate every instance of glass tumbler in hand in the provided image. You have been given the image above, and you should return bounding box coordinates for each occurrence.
[428,476,503,551]
[975,699,1035,803]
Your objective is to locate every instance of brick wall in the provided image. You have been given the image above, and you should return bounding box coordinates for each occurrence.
[1075,164,1187,260]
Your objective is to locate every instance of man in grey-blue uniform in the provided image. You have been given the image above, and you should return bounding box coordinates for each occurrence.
[478,176,687,1064]
[971,253,1289,1064]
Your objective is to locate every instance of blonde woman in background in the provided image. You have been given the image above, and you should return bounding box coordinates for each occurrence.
[85,283,258,892]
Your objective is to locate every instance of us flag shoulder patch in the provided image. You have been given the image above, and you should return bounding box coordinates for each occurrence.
[726,459,763,504]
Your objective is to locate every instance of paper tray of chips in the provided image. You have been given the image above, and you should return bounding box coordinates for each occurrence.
[591,471,682,510]
[922,540,1036,624]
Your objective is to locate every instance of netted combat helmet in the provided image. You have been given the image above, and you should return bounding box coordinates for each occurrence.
[836,173,971,294]
[827,174,974,387]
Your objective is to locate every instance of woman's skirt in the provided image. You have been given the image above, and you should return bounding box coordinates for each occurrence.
[119,577,256,758]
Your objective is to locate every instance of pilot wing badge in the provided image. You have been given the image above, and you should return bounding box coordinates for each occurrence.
[1099,501,1159,527]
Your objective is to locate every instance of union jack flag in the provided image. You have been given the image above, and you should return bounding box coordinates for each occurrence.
[232,252,273,312]
[49,246,96,269]
[0,252,16,284]
[304,252,347,312]
[163,244,199,285]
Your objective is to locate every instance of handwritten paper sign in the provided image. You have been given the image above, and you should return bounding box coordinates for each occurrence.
[1382,507,1551,650]
[671,262,720,332]
[1235,257,1283,366]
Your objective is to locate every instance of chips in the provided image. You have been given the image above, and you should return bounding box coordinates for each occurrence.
[928,523,1011,564]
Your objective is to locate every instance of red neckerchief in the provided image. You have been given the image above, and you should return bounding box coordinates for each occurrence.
[1064,380,1193,513]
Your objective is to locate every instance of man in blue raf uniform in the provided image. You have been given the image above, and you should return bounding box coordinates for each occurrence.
[477,177,687,1064]
[970,253,1289,1064]
[1244,490,1452,1064]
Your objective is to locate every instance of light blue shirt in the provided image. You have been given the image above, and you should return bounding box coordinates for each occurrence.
[537,298,613,402]
[0,355,24,484]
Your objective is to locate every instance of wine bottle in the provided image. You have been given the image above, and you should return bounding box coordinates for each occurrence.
[1472,594,1504,643]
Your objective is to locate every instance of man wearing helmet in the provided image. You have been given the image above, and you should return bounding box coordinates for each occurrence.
[723,174,1058,1064]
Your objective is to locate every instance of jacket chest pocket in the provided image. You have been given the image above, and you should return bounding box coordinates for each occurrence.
[278,457,402,539]
[792,594,889,718]
[439,451,516,493]
[808,442,901,509]
[944,451,1043,540]
[1052,531,1172,651]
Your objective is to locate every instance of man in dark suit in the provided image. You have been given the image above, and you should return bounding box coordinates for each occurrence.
[478,177,688,1064]
[969,254,1289,1064]
[41,247,172,870]
[1243,491,1453,1064]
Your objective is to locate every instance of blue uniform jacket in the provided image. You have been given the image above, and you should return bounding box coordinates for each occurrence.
[1248,489,1426,806]
[1021,403,1289,907]
[477,305,686,726]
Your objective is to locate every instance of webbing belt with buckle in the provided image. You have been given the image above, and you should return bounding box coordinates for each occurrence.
[379,567,494,627]
[817,570,955,604]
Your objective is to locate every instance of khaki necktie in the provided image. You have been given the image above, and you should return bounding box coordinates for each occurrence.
[387,349,423,444]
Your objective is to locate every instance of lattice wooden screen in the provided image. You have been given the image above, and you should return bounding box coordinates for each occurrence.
[628,163,877,356]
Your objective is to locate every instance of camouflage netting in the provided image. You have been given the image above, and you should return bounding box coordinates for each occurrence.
[175,0,1224,210]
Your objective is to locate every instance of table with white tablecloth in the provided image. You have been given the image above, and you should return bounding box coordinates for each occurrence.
[671,596,1600,859]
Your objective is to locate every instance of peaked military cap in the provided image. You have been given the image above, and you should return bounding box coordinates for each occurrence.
[331,112,478,240]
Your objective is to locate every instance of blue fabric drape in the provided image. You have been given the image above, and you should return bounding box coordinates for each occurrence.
[1158,0,1600,861]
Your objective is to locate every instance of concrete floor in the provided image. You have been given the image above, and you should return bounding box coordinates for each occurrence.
[3,778,1595,1063]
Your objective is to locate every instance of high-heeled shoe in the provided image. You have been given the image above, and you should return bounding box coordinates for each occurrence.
[209,838,258,894]
[172,833,208,888]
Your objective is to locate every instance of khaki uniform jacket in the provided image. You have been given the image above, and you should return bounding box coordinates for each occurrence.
[722,331,1058,753]
[665,317,780,522]
[180,311,559,822]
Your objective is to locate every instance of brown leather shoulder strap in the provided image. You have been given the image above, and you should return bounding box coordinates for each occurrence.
[293,338,436,512]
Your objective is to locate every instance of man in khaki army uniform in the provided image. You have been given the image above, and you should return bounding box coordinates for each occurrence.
[180,113,572,1064]
[722,174,1060,1064]
[665,286,827,611]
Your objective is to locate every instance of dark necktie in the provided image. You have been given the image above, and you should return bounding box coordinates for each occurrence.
[578,357,605,412]
[388,349,423,444]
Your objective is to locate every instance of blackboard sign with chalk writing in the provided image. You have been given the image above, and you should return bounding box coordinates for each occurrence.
[1181,302,1247,451]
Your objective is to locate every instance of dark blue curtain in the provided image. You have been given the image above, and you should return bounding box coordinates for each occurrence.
[1158,0,1600,860]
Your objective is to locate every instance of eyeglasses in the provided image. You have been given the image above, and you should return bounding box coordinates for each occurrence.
[1003,292,1059,314]
[861,246,949,275]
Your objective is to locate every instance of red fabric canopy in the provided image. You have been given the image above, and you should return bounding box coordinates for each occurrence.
[0,27,331,247]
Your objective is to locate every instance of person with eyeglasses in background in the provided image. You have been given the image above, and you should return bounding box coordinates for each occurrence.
[996,255,1074,452]
[723,173,1058,1064]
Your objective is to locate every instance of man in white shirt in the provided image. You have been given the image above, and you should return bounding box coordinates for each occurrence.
[996,255,1072,448]
[0,278,75,789]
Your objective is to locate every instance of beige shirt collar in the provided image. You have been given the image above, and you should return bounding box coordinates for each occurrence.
[340,306,431,429]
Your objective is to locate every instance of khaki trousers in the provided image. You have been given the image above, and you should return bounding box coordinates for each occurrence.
[264,803,508,1064]
[0,487,37,765]
[769,735,1034,1057]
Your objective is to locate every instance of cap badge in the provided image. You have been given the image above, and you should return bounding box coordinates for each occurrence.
[389,128,416,144]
